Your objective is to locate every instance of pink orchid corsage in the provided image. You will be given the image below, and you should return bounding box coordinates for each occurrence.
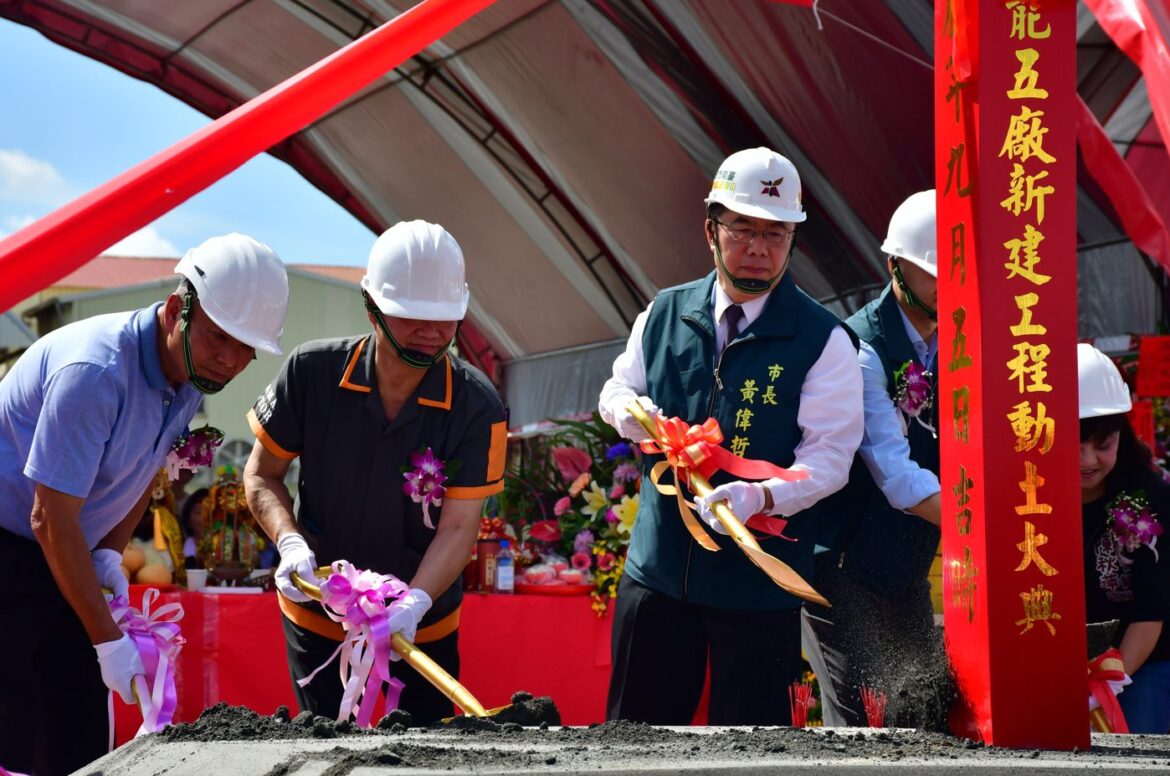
[297,561,411,727]
[1107,491,1163,562]
[893,360,936,437]
[403,447,447,530]
[165,424,224,481]
[107,589,185,742]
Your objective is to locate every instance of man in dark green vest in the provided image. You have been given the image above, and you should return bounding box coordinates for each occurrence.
[802,190,947,728]
[599,147,863,725]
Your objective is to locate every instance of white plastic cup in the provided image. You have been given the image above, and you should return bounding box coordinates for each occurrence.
[187,569,208,591]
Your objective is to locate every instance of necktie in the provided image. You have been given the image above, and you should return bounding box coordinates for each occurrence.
[722,304,744,354]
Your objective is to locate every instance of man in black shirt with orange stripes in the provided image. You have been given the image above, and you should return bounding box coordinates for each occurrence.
[244,220,506,724]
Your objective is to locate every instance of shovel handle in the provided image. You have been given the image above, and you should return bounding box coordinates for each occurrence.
[290,568,490,717]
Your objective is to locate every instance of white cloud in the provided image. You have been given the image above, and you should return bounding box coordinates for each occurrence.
[105,225,179,257]
[0,149,68,205]
[0,214,36,239]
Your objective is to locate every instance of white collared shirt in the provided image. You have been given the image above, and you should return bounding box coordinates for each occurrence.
[856,305,940,511]
[599,282,863,516]
[712,282,768,352]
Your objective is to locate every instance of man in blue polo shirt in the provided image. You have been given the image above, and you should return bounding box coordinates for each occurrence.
[0,234,288,776]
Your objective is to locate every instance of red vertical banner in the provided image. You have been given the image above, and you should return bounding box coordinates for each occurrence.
[1136,335,1170,397]
[936,0,1088,748]
[1129,399,1156,452]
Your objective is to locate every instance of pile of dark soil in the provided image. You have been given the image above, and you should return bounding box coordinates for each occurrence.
[163,692,560,744]
[280,743,547,775]
[159,703,1170,772]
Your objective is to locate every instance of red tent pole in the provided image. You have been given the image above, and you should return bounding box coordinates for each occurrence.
[0,0,496,312]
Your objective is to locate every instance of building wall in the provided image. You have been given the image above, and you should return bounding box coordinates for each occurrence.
[63,272,370,453]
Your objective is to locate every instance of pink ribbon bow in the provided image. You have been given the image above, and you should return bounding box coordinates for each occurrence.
[297,561,410,727]
[108,588,185,743]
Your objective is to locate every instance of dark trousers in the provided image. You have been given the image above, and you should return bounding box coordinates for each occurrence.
[606,575,801,726]
[281,613,459,725]
[0,529,110,776]
[801,566,943,728]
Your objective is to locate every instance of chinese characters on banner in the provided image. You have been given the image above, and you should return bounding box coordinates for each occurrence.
[936,0,1087,749]
[728,364,785,458]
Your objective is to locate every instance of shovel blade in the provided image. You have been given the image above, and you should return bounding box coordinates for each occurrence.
[441,703,515,723]
[737,542,829,607]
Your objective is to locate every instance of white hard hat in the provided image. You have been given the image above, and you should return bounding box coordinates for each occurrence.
[361,220,469,321]
[1078,343,1132,419]
[704,147,806,223]
[174,233,289,355]
[882,190,937,277]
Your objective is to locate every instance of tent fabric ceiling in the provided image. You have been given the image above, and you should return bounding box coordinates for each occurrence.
[0,0,1163,361]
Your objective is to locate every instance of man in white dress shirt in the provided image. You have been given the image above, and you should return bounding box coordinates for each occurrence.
[598,147,863,725]
[801,190,949,728]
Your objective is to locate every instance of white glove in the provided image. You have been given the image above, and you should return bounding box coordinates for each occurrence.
[1088,674,1131,711]
[94,634,146,704]
[612,396,661,443]
[696,481,767,535]
[92,548,129,600]
[385,588,433,660]
[275,533,319,603]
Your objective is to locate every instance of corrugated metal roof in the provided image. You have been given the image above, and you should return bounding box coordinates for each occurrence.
[49,255,364,292]
[293,264,364,285]
[54,256,178,289]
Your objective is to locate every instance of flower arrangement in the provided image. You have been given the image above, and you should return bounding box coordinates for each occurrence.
[402,447,455,530]
[893,360,936,436]
[495,412,640,614]
[165,424,224,481]
[1106,490,1163,561]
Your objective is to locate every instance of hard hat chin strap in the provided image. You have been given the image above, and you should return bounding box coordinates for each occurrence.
[363,292,454,370]
[179,293,227,395]
[891,258,937,322]
[711,227,786,295]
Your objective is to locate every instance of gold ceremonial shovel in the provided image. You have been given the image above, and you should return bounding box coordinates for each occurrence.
[627,402,829,607]
[291,568,508,719]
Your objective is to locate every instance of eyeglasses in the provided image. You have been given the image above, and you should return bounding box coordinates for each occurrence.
[711,218,795,246]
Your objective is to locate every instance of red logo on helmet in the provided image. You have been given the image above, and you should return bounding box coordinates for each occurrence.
[760,178,784,198]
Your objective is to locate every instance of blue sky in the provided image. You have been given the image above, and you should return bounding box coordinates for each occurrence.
[0,20,374,268]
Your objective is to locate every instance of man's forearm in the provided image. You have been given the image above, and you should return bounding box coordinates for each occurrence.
[244,471,299,543]
[30,495,122,644]
[908,492,942,526]
[1119,621,1162,676]
[410,502,480,598]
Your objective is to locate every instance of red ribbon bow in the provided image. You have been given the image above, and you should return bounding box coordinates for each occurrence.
[640,415,807,538]
[639,416,723,484]
[1088,648,1130,734]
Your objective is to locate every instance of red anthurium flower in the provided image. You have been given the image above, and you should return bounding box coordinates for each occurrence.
[529,519,562,543]
[552,446,592,483]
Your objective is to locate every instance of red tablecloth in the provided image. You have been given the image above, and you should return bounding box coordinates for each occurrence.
[114,586,614,743]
